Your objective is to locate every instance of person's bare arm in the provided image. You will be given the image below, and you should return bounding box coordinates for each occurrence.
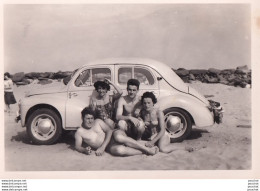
[95,120,113,156]
[146,110,165,147]
[116,97,129,120]
[74,130,91,155]
[105,78,123,100]
[89,97,96,111]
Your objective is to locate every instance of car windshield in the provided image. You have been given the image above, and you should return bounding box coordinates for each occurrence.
[63,69,78,85]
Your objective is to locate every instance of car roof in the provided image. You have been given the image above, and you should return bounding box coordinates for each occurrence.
[82,57,165,69]
[82,57,188,93]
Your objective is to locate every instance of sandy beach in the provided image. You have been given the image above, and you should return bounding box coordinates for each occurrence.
[4,81,251,171]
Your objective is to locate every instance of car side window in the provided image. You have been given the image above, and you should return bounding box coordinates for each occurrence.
[118,67,132,84]
[92,68,111,83]
[134,67,155,85]
[75,69,91,87]
[75,68,111,87]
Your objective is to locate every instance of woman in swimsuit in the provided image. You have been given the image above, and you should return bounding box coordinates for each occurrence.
[90,79,123,129]
[138,92,192,153]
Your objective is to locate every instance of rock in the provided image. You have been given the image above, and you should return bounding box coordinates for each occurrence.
[175,69,189,76]
[241,74,247,79]
[37,79,52,85]
[220,69,236,75]
[189,73,196,81]
[235,65,249,74]
[39,72,51,78]
[219,80,229,85]
[26,79,34,83]
[38,77,50,81]
[189,69,208,75]
[22,78,31,84]
[240,81,248,88]
[181,76,190,83]
[218,75,226,81]
[208,77,219,83]
[236,65,248,71]
[205,74,219,83]
[228,81,235,86]
[51,71,72,79]
[25,72,41,79]
[12,72,25,82]
[15,81,29,86]
[208,68,221,75]
[227,74,236,82]
[246,84,251,88]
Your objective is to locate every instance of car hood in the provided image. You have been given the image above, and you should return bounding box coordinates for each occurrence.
[26,82,67,97]
[188,86,209,105]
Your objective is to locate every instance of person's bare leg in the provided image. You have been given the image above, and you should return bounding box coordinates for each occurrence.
[7,104,11,114]
[113,130,158,155]
[109,144,143,156]
[158,134,191,153]
[135,120,145,140]
[105,118,115,129]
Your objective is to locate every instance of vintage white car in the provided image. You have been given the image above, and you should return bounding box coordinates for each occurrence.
[16,58,223,145]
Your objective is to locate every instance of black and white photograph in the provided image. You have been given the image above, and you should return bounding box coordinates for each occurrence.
[1,2,259,178]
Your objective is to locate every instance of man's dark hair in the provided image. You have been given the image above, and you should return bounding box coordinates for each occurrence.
[81,107,96,119]
[94,81,110,91]
[141,91,157,104]
[4,72,11,78]
[127,79,140,90]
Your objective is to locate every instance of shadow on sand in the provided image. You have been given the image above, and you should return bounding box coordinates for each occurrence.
[186,128,209,140]
[10,130,76,147]
[11,130,32,144]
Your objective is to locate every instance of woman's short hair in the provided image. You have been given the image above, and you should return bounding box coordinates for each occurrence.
[4,72,11,78]
[94,81,110,91]
[141,91,157,104]
[127,79,140,90]
[81,107,96,119]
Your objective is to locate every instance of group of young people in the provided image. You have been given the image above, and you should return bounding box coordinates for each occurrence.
[75,78,189,156]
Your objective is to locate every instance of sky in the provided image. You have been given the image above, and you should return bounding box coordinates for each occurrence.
[4,4,251,73]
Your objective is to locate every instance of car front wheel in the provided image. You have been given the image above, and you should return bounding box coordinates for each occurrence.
[26,108,62,145]
[163,108,192,142]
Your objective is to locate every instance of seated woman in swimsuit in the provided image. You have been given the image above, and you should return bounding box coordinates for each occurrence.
[90,79,123,129]
[137,92,192,153]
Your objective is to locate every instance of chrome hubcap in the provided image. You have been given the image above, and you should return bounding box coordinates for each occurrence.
[165,111,187,138]
[31,114,56,141]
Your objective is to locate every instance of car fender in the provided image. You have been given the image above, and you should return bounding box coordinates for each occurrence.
[20,93,67,128]
[157,94,214,127]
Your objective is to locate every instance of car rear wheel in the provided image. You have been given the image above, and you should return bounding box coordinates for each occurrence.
[163,108,192,142]
[26,108,62,145]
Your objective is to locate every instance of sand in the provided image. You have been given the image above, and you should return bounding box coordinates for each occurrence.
[4,81,251,171]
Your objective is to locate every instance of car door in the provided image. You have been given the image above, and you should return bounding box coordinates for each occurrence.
[65,65,114,128]
[115,64,160,98]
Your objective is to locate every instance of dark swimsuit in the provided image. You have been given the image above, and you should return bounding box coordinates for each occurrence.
[95,101,113,120]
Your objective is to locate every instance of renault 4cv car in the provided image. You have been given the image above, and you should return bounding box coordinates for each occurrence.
[16,58,223,145]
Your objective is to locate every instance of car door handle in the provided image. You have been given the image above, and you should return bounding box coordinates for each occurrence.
[69,92,78,98]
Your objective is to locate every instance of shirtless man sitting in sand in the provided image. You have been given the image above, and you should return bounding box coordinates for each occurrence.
[108,79,159,156]
[75,107,113,156]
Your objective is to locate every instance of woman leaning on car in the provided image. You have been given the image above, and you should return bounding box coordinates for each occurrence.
[89,79,123,129]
